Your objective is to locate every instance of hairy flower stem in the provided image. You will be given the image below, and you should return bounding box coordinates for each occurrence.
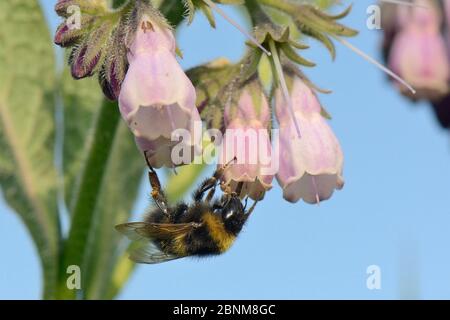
[269,39,301,138]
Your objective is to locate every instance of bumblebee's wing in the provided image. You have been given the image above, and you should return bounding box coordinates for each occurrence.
[115,222,202,264]
[116,222,202,240]
[129,241,180,264]
[115,222,148,241]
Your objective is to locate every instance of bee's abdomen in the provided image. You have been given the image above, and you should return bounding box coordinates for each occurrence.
[183,225,221,256]
[184,212,236,256]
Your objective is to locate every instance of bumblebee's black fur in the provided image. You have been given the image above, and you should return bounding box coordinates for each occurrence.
[145,193,248,256]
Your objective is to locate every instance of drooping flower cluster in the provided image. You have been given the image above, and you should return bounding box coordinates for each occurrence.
[215,72,344,203]
[55,0,359,204]
[382,0,450,128]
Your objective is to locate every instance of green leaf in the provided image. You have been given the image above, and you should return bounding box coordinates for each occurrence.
[281,43,316,67]
[57,99,122,299]
[106,250,136,299]
[160,0,188,26]
[60,69,144,299]
[83,121,144,299]
[313,0,340,10]
[57,95,143,300]
[61,72,102,209]
[0,0,60,299]
[183,0,196,25]
[198,1,216,28]
[258,53,273,90]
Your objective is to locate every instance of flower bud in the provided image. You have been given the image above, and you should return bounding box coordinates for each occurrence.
[99,23,129,100]
[69,22,112,79]
[54,13,96,47]
[55,0,106,17]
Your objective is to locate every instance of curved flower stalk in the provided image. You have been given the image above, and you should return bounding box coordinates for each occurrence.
[218,80,274,200]
[386,0,449,100]
[119,11,201,168]
[275,74,344,204]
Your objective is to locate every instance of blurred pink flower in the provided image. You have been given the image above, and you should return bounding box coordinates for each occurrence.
[275,77,344,204]
[388,0,449,100]
[119,15,201,168]
[219,84,274,200]
[445,0,450,43]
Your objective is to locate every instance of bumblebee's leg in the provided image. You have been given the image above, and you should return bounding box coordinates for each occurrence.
[193,177,218,202]
[193,157,237,201]
[144,151,170,217]
[245,200,258,217]
[243,197,249,211]
[205,186,216,202]
[148,171,171,216]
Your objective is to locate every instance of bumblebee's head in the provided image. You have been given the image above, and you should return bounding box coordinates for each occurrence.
[219,196,246,235]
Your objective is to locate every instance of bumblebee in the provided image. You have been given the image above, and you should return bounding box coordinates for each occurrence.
[115,155,257,264]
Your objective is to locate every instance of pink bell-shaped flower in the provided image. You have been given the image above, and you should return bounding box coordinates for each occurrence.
[275,77,344,204]
[388,0,449,100]
[219,83,274,200]
[119,14,201,168]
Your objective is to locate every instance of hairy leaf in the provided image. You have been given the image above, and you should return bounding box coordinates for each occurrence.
[0,0,60,299]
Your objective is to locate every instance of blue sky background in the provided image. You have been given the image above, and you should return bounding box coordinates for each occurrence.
[2,0,450,299]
